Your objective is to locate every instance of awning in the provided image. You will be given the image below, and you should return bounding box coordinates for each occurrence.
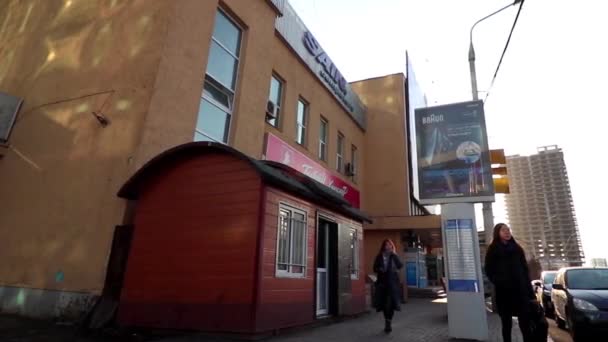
[118,142,372,223]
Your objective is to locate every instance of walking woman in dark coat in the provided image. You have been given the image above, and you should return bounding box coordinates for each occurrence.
[485,223,536,342]
[373,239,403,333]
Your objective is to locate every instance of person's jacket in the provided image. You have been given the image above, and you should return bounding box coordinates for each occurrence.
[373,252,403,311]
[485,239,535,315]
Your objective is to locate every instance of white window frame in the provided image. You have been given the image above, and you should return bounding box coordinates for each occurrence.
[195,9,242,144]
[296,98,308,146]
[319,118,328,161]
[275,203,308,278]
[350,228,360,280]
[196,79,233,143]
[206,10,241,92]
[267,74,283,128]
[337,132,344,173]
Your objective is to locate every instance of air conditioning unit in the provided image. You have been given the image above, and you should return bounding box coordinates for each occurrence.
[266,100,278,119]
[345,163,355,176]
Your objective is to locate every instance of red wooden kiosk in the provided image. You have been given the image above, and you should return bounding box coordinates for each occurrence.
[116,142,371,335]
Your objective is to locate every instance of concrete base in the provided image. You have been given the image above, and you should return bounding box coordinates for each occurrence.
[0,285,97,320]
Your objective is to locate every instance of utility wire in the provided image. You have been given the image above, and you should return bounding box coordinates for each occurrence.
[484,0,525,103]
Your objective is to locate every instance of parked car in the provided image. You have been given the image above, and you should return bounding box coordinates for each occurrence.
[533,271,557,316]
[551,267,608,341]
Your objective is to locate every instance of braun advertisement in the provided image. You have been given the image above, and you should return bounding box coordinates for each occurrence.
[414,101,494,204]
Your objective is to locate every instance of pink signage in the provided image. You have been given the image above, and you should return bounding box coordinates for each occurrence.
[264,133,360,208]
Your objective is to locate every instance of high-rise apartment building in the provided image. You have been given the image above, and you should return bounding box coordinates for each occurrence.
[590,258,608,267]
[505,145,584,270]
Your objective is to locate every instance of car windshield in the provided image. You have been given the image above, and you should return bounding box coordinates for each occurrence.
[567,269,608,290]
[543,273,556,284]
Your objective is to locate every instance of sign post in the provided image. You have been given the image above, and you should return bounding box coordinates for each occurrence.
[415,100,494,341]
[441,205,487,340]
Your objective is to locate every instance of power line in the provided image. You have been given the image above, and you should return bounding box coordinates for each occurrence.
[484,0,526,103]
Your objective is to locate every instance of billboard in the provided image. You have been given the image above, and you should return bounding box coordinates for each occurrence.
[414,100,494,204]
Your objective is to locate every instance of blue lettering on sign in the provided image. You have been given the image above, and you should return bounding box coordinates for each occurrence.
[303,31,348,95]
[303,30,321,55]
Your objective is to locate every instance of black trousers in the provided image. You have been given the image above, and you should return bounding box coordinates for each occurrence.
[500,313,532,342]
[383,307,394,320]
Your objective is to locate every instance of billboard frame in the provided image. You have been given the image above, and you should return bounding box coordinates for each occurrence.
[414,100,495,205]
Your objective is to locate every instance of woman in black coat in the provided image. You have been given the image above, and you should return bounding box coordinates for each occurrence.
[485,223,536,342]
[373,239,403,333]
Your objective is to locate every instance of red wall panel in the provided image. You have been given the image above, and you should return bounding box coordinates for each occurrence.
[118,153,261,333]
[255,188,316,331]
[255,187,366,331]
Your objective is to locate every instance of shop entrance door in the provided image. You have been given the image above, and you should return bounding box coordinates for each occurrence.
[316,220,330,316]
[316,217,338,317]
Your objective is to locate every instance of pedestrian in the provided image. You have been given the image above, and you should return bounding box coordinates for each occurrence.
[485,223,537,342]
[373,239,403,334]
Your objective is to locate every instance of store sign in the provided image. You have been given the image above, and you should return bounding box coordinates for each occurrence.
[303,32,346,90]
[302,31,354,113]
[273,3,366,129]
[265,133,360,208]
[414,101,494,204]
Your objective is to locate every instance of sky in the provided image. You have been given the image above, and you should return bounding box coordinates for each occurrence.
[289,0,608,261]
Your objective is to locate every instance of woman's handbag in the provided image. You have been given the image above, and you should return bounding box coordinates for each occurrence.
[528,301,549,342]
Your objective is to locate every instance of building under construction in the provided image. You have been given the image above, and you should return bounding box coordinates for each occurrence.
[505,145,584,270]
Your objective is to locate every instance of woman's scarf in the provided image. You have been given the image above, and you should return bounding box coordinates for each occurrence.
[382,252,395,272]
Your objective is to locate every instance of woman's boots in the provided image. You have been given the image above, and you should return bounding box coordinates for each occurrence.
[384,319,392,333]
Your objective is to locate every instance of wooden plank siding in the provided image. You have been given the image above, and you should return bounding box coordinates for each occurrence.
[255,186,366,332]
[118,153,261,333]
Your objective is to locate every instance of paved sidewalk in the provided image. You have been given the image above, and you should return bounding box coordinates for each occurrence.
[1,298,540,341]
[162,298,525,342]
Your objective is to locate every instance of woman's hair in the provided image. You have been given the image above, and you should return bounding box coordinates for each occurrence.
[490,223,508,246]
[489,222,523,251]
[378,239,397,255]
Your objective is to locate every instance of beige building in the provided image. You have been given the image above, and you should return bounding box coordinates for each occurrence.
[351,74,442,279]
[0,0,439,319]
[505,145,584,270]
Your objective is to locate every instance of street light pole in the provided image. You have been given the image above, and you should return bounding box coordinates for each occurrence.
[469,3,514,100]
[468,0,523,248]
[469,0,523,313]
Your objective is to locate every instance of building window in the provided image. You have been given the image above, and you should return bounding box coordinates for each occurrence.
[195,10,242,143]
[350,228,359,279]
[351,145,358,182]
[296,99,308,146]
[319,118,328,161]
[276,205,307,277]
[267,75,283,127]
[337,132,344,173]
